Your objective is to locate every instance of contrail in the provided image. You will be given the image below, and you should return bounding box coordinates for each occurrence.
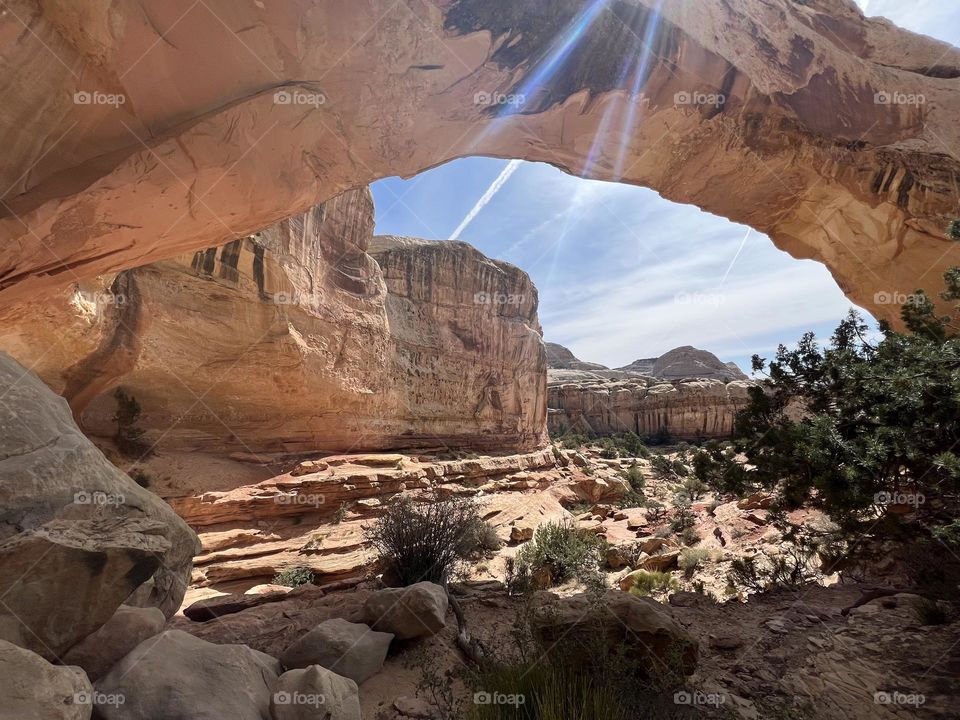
[449,159,523,240]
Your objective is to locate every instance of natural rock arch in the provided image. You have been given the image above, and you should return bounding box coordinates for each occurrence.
[1,0,959,324]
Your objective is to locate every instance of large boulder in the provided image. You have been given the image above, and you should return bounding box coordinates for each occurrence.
[95,630,280,720]
[529,590,698,676]
[0,639,92,720]
[63,605,166,681]
[362,582,448,640]
[280,618,393,684]
[0,518,168,659]
[271,665,361,720]
[0,353,200,632]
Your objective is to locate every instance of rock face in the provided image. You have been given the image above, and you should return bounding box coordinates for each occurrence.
[280,619,392,683]
[63,605,166,681]
[0,353,199,657]
[548,376,754,440]
[1,1,958,326]
[0,191,546,454]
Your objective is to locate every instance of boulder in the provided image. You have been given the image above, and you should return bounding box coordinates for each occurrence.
[95,630,280,720]
[271,665,360,720]
[362,582,448,640]
[184,590,292,622]
[0,518,168,659]
[639,550,681,573]
[0,639,93,720]
[0,353,200,629]
[636,536,678,555]
[738,492,774,511]
[63,605,165,681]
[529,590,697,676]
[509,525,534,543]
[280,618,392,683]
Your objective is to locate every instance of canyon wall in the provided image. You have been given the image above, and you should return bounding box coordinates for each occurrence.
[1,1,959,326]
[0,190,547,454]
[548,375,753,440]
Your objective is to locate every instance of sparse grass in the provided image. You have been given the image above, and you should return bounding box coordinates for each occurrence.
[678,547,711,573]
[628,571,679,596]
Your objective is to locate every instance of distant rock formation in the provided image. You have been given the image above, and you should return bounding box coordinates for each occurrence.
[545,344,752,439]
[0,190,547,454]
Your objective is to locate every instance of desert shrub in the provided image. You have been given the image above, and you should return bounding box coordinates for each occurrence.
[112,388,151,458]
[915,598,950,626]
[332,502,349,524]
[670,504,695,534]
[948,219,960,241]
[365,495,482,586]
[627,571,678,596]
[504,557,533,596]
[459,517,503,555]
[621,463,645,492]
[516,520,603,586]
[691,441,751,497]
[273,566,314,587]
[679,527,700,547]
[645,499,667,524]
[677,477,707,503]
[129,468,151,488]
[678,547,711,573]
[650,454,689,481]
[727,532,820,593]
[555,429,595,450]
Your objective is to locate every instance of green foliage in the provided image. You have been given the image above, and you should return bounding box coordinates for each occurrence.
[644,499,667,524]
[504,556,533,596]
[365,495,482,586]
[646,427,672,446]
[677,477,707,503]
[678,527,700,547]
[627,571,679,596]
[332,502,349,524]
[516,520,603,586]
[691,441,751,496]
[621,462,646,493]
[553,429,595,450]
[947,218,960,242]
[273,566,314,588]
[727,527,819,593]
[650,454,689,481]
[460,517,503,555]
[112,388,151,458]
[707,267,960,532]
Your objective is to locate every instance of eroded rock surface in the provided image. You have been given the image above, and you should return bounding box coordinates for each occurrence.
[0,191,546,454]
[1,1,958,325]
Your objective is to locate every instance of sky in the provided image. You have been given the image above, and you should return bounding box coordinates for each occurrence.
[371,0,959,374]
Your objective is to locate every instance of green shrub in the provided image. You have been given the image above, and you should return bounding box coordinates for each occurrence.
[365,495,482,585]
[459,517,503,555]
[646,427,672,446]
[670,504,695,533]
[650,454,689,481]
[677,477,707,503]
[273,566,314,587]
[679,527,700,547]
[627,571,679,596]
[621,463,645,492]
[644,499,667,524]
[516,520,603,586]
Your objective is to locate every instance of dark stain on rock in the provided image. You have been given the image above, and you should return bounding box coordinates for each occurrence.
[253,244,266,299]
[897,168,914,209]
[445,0,684,114]
[409,64,444,70]
[218,239,243,283]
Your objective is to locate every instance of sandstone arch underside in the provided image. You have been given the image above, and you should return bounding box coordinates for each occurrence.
[1,0,959,323]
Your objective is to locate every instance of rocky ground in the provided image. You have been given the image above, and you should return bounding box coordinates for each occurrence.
[138,442,960,719]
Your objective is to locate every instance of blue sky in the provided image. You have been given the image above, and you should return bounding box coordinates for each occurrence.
[372,1,958,373]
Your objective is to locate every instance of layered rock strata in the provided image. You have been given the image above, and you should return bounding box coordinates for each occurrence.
[0,191,547,454]
[1,1,959,326]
